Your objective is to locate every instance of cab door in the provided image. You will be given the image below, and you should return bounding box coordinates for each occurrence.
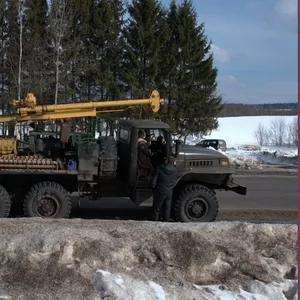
[116,126,131,181]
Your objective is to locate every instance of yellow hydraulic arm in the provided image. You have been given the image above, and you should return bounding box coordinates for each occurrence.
[0,90,163,122]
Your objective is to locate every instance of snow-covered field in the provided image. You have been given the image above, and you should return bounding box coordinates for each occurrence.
[185,116,298,170]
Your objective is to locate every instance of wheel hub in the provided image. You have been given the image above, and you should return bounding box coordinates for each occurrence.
[185,197,208,221]
[35,196,60,217]
[191,203,203,215]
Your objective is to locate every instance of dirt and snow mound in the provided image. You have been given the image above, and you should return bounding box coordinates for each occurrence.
[0,219,297,299]
[206,146,298,171]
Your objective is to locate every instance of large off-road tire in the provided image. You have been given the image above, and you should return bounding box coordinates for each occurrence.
[174,184,219,222]
[0,185,11,218]
[23,182,71,218]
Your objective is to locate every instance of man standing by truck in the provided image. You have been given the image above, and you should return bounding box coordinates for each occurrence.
[151,156,181,222]
[137,130,153,179]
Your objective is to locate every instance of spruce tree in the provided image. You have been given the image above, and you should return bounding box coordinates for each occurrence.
[23,0,48,103]
[71,0,125,102]
[162,0,222,141]
[68,0,98,101]
[122,0,167,101]
[155,0,179,127]
[4,0,21,99]
[105,0,126,100]
[95,0,126,100]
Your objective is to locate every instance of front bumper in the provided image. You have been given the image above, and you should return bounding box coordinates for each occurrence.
[224,176,247,195]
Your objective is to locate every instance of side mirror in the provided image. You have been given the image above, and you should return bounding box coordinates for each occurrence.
[174,139,182,158]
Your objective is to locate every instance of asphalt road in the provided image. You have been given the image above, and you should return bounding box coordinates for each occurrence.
[71,175,297,223]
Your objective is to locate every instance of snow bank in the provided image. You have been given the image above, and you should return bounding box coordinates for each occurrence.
[94,269,298,300]
[197,144,297,170]
[217,146,298,170]
[0,219,297,299]
[230,146,298,168]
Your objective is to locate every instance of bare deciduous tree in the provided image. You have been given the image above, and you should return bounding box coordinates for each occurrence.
[253,117,297,147]
[48,0,81,105]
[287,117,298,147]
[48,0,72,105]
[269,118,286,147]
[17,0,24,102]
[253,123,271,146]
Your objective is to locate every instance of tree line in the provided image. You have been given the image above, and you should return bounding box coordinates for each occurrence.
[219,103,297,118]
[0,0,223,138]
[258,103,297,110]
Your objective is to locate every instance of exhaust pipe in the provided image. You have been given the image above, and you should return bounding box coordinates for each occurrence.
[174,140,182,158]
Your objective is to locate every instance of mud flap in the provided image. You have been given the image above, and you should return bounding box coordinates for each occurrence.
[226,184,247,195]
[225,176,247,195]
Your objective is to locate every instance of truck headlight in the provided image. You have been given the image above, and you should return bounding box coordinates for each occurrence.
[220,159,229,167]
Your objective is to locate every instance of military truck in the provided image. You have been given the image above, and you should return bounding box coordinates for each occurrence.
[0,91,246,221]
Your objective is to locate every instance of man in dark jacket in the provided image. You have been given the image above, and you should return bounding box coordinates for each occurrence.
[151,156,181,222]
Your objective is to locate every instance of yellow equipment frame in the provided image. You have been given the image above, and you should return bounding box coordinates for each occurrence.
[0,90,163,123]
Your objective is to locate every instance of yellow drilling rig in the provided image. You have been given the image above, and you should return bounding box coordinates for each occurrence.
[0,90,162,156]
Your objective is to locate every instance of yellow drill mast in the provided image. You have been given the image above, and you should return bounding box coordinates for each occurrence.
[0,90,163,123]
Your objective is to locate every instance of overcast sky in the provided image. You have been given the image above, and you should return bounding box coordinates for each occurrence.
[163,0,297,104]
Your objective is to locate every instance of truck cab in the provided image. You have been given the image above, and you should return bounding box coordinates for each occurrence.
[116,120,173,188]
[112,119,246,221]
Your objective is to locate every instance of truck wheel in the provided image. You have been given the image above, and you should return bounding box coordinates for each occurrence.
[23,182,71,218]
[174,184,219,222]
[0,185,11,218]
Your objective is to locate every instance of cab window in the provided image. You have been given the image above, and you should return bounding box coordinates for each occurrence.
[119,127,130,142]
